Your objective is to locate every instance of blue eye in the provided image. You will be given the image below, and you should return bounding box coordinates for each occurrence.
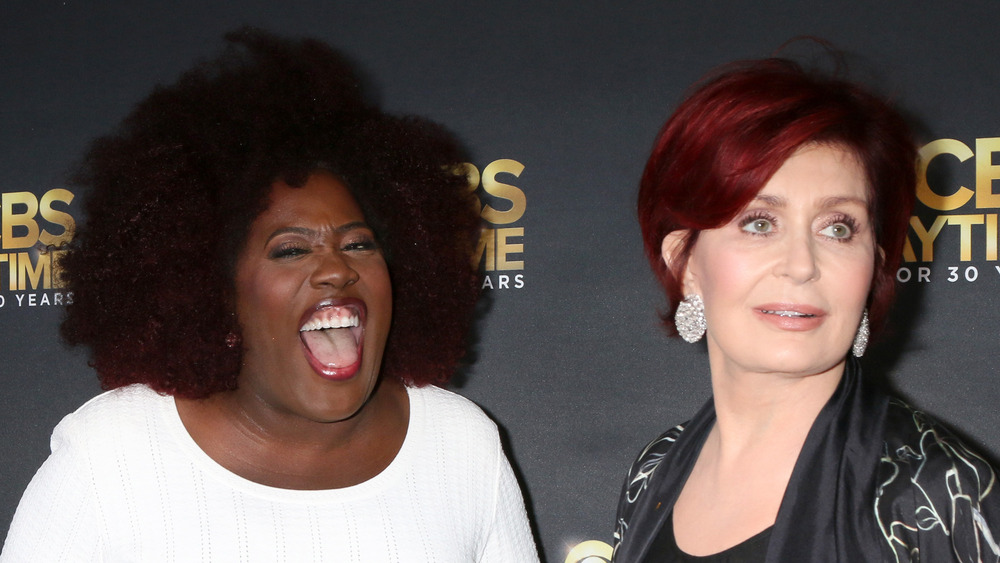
[741,217,773,235]
[820,223,852,240]
[819,214,859,242]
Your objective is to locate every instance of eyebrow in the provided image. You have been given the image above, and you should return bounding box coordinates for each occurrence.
[751,194,868,208]
[264,222,371,245]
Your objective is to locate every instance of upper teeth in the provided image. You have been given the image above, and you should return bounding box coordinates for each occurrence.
[300,312,359,331]
[763,310,812,318]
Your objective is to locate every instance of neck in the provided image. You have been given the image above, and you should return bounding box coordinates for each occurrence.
[706,354,845,461]
[226,378,401,448]
[176,377,409,489]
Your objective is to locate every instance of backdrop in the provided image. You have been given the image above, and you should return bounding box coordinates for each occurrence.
[3,2,999,561]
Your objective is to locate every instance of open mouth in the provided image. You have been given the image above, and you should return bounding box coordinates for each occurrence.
[755,304,826,331]
[760,309,816,318]
[299,299,366,380]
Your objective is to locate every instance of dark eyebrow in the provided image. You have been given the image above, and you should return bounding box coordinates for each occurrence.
[264,222,372,245]
[334,221,371,233]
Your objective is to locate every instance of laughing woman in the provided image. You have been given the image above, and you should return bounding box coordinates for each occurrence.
[2,29,537,562]
[613,60,1000,562]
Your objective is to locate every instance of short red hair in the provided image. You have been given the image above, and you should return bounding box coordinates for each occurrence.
[638,58,916,337]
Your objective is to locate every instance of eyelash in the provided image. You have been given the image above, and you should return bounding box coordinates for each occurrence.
[268,236,378,260]
[343,237,377,252]
[819,213,859,243]
[269,243,309,259]
[737,211,860,242]
[739,211,776,236]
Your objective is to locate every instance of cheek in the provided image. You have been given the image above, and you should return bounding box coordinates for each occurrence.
[367,264,393,322]
[234,267,298,325]
[833,257,876,306]
[689,247,755,304]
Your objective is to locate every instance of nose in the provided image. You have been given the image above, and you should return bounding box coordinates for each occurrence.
[310,251,359,288]
[775,231,819,283]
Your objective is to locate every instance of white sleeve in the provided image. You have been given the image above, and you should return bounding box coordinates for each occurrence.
[478,439,539,562]
[1,416,104,562]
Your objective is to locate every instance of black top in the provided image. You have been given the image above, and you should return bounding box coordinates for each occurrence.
[613,357,1000,562]
[643,514,770,563]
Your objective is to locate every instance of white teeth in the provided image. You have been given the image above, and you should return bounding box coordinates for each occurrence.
[300,310,360,332]
[762,309,814,318]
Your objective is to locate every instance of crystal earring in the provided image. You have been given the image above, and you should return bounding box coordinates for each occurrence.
[675,294,707,343]
[852,309,869,357]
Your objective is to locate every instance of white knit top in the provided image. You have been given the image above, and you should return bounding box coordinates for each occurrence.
[2,384,538,562]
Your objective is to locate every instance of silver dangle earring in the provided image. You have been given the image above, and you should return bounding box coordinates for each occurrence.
[852,309,869,357]
[675,294,707,343]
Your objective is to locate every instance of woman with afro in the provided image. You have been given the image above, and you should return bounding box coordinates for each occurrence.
[2,28,538,562]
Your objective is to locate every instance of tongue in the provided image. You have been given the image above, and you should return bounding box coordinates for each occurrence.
[301,328,359,368]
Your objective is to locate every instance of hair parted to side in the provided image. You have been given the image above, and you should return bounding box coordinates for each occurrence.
[638,58,916,338]
[59,28,482,398]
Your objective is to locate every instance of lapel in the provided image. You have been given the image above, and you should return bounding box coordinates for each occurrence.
[618,358,889,563]
[617,398,715,562]
[765,357,888,562]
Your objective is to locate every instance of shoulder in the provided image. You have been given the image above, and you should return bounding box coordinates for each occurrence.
[405,385,503,471]
[3,385,170,559]
[400,385,530,545]
[613,423,687,555]
[876,398,1000,562]
[408,384,499,437]
[622,423,686,505]
[46,385,176,483]
[51,384,169,451]
[880,398,996,483]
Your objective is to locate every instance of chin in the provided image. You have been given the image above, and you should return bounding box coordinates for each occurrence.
[309,400,370,423]
[300,376,380,423]
[766,346,849,377]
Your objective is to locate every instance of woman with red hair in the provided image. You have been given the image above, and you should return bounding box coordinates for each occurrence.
[2,29,537,561]
[613,59,1000,561]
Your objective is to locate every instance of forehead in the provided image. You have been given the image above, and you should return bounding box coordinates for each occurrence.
[256,172,366,227]
[757,144,868,203]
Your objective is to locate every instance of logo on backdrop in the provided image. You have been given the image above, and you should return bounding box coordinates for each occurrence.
[0,189,76,309]
[564,540,612,562]
[899,137,1000,284]
[464,159,526,290]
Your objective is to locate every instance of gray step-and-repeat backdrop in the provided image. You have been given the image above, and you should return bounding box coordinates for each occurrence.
[3,3,998,561]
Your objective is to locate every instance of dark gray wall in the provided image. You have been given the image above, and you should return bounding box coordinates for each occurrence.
[3,3,999,561]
